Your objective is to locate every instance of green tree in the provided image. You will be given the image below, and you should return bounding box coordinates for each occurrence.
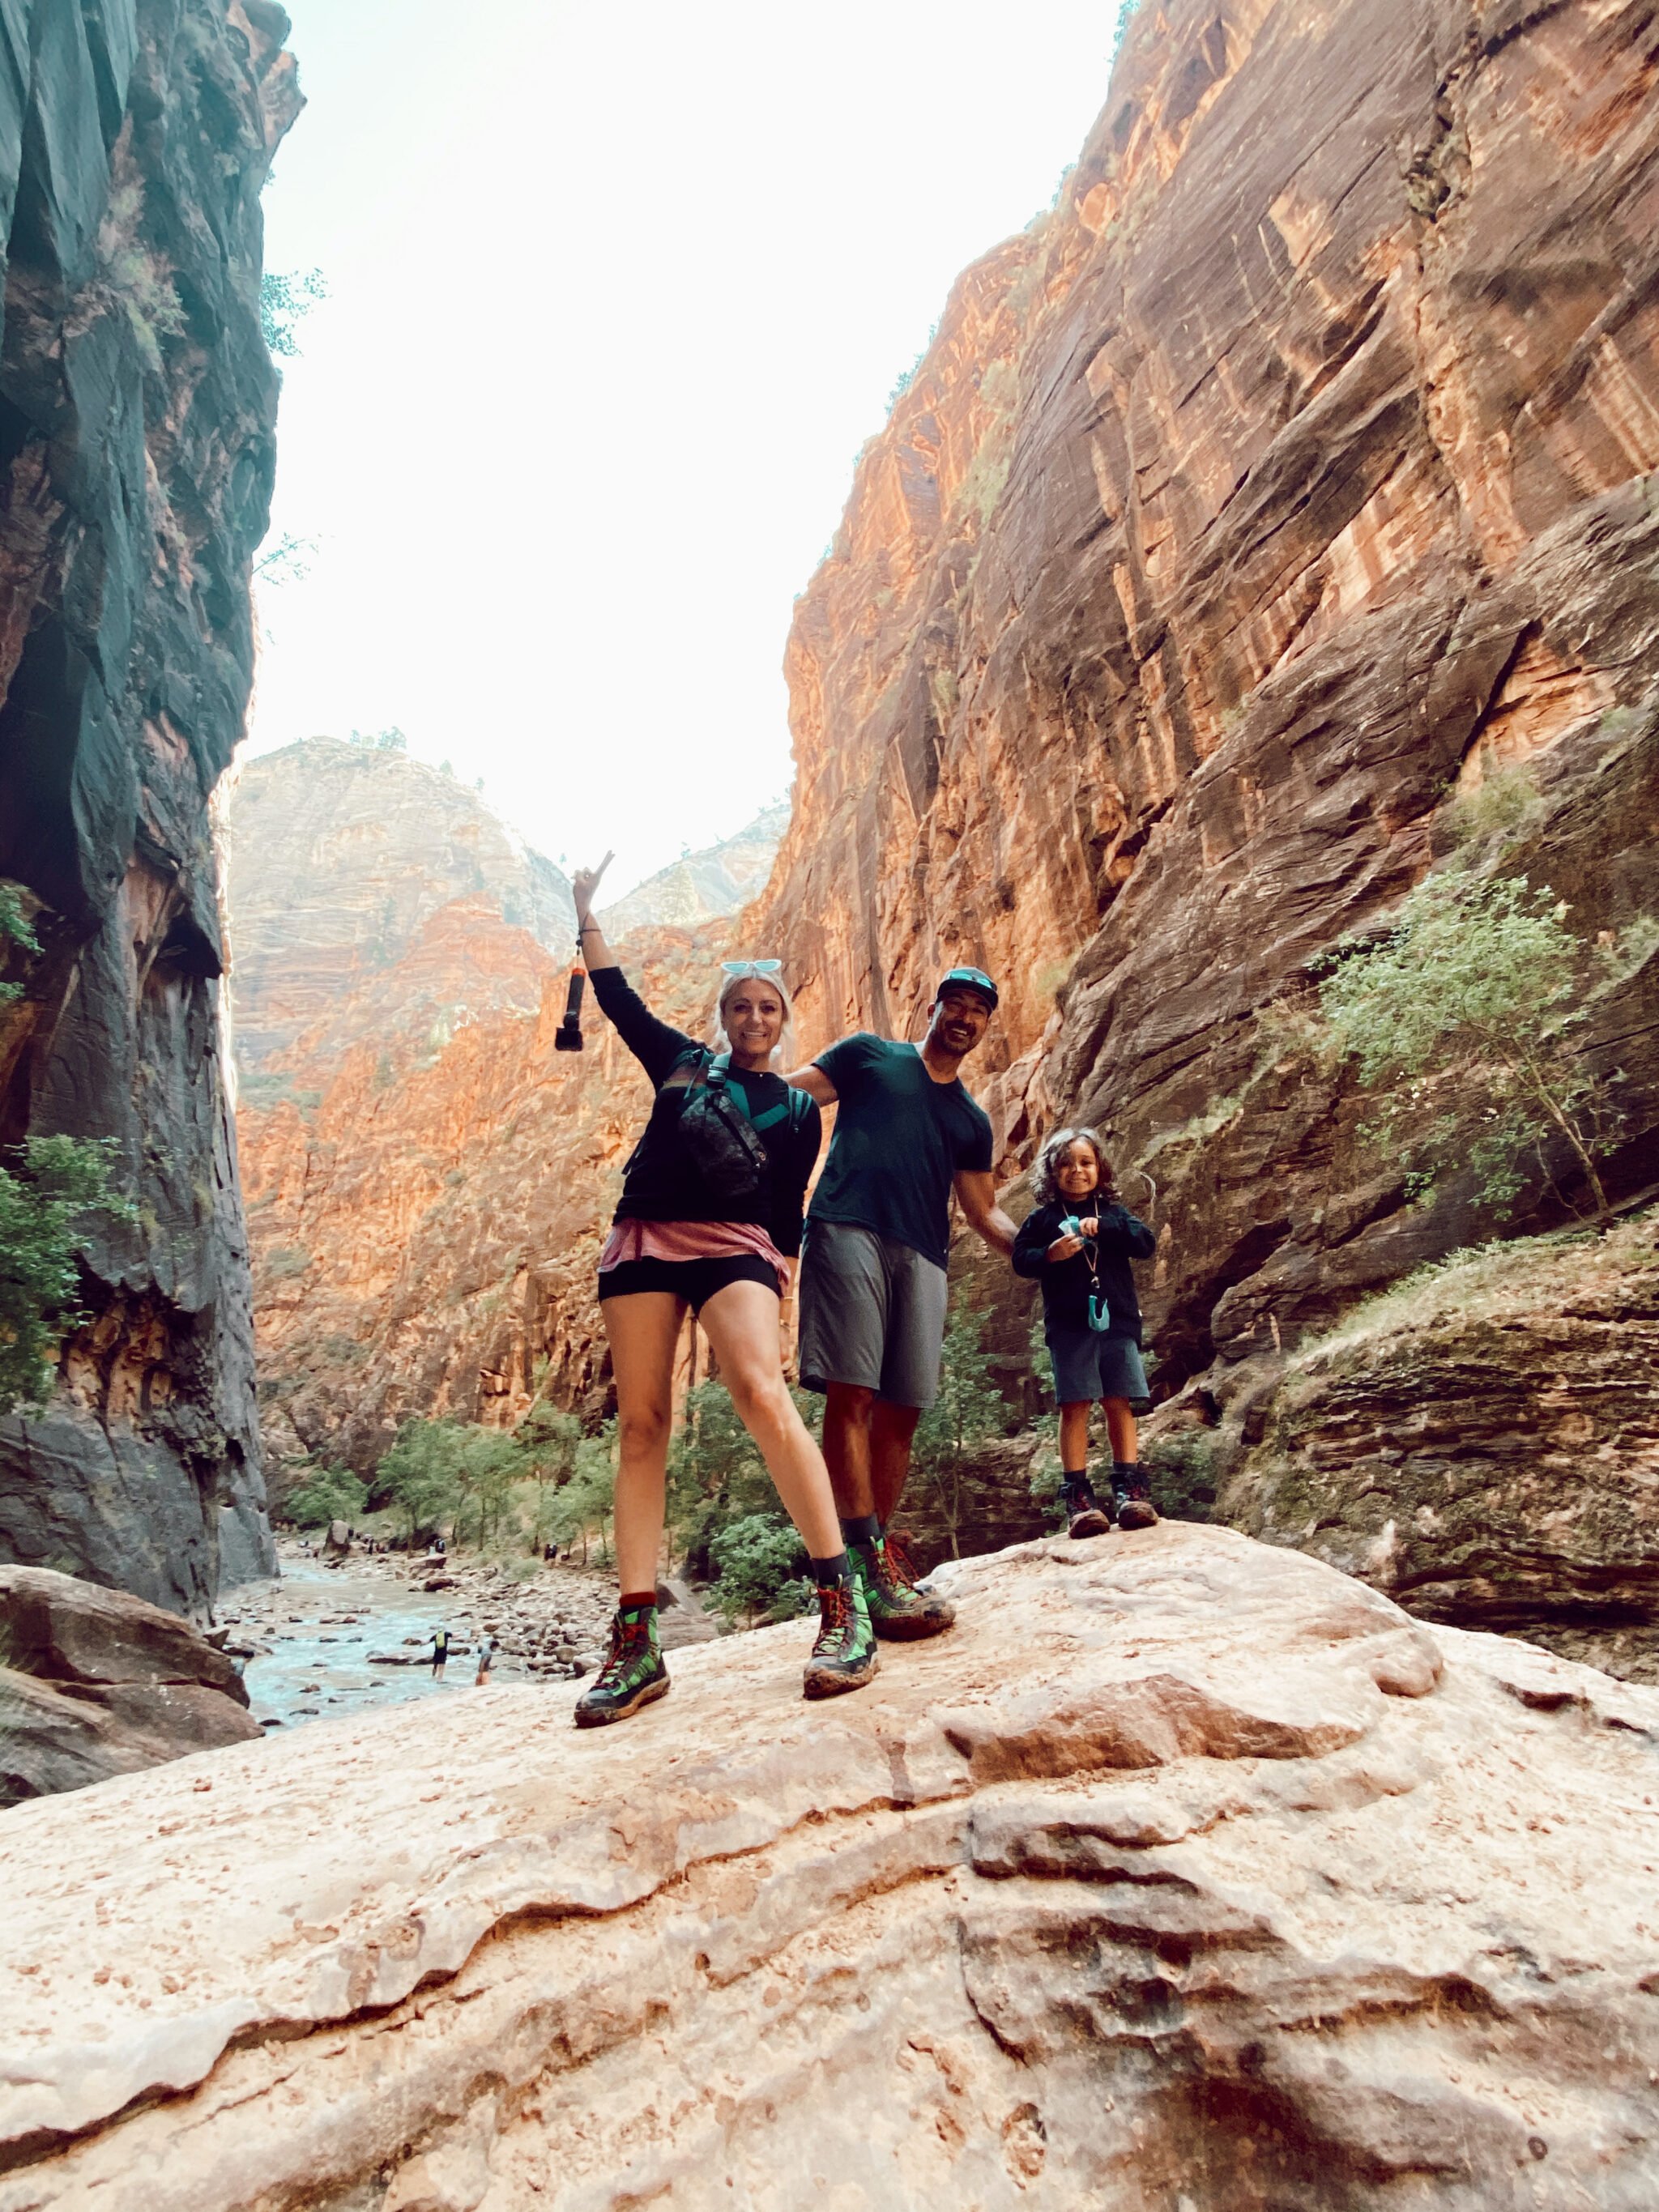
[1,886,37,1006]
[516,1400,582,1554]
[378,1417,468,1546]
[548,1422,617,1565]
[260,267,327,357]
[458,1427,522,1549]
[706,1514,810,1628]
[0,1136,134,1412]
[666,1379,773,1577]
[910,1291,1008,1558]
[1310,868,1628,1217]
[285,1466,368,1529]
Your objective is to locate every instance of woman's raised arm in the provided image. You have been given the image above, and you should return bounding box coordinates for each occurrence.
[572,853,618,973]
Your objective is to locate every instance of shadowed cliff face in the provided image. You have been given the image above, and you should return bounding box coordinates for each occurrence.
[746,0,1659,1387]
[0,1,299,1613]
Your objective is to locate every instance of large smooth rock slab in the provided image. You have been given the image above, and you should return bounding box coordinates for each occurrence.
[0,1567,258,1806]
[1,1524,1653,2208]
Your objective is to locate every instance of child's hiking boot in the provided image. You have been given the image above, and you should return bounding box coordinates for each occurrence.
[574,1603,669,1727]
[851,1533,956,1640]
[803,1575,879,1698]
[1060,1474,1114,1541]
[1112,1464,1159,1532]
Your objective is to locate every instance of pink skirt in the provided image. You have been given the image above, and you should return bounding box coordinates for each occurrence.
[597,1217,791,1295]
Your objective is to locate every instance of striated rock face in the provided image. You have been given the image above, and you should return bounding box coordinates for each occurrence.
[3,1526,1657,2206]
[227,742,742,1468]
[0,1563,260,1806]
[224,739,574,1074]
[595,799,788,938]
[0,0,300,1613]
[745,0,1659,1387]
[1213,1213,1659,1682]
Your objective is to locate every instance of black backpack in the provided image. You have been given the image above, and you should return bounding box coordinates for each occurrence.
[667,1051,810,1203]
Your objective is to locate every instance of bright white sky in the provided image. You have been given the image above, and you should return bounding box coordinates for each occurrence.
[249,1,1126,898]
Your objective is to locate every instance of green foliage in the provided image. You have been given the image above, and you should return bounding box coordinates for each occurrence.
[1141,1430,1218,1522]
[546,1423,616,1564]
[1444,761,1545,850]
[284,1466,368,1529]
[910,1291,1009,1558]
[668,1379,779,1578]
[707,1514,810,1627]
[1308,868,1623,1218]
[253,531,317,588]
[377,1418,467,1546]
[260,267,327,358]
[0,1137,134,1412]
[517,1400,582,1553]
[0,885,39,1007]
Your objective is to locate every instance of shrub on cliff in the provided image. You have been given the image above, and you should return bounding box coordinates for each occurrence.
[0,1138,134,1413]
[909,1292,1009,1558]
[1302,869,1640,1218]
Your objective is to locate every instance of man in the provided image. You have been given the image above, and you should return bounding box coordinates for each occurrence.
[789,967,1017,1639]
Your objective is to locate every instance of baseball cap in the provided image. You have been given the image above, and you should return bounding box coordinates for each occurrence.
[936,965,999,1010]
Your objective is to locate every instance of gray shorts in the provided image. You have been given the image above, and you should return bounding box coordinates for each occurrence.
[1047,1326,1149,1406]
[797,1221,950,1409]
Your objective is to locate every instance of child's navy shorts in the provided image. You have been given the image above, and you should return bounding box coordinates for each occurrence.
[1047,1327,1149,1405]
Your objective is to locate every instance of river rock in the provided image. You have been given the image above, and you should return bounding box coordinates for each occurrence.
[2,1524,1654,2206]
[0,1567,261,1807]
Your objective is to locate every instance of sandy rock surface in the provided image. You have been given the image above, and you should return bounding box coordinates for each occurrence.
[2,1524,1655,2210]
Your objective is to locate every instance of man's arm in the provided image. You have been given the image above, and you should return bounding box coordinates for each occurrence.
[784,1063,838,1106]
[954,1169,1017,1257]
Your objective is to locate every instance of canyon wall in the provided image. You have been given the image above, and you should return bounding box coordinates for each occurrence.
[747,0,1659,1391]
[0,0,298,1614]
[228,745,781,1472]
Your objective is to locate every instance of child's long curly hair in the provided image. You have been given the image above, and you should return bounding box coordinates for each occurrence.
[1033,1126,1115,1207]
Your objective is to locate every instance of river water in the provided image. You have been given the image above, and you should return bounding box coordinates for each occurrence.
[228,1558,518,1731]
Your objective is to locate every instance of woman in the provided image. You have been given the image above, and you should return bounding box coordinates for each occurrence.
[569,854,877,1726]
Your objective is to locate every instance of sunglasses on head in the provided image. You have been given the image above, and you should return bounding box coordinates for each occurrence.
[721,959,784,978]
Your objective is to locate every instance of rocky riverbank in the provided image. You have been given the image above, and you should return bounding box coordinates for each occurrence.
[224,1541,719,1729]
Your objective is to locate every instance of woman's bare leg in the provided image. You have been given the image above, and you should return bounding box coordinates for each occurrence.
[1103,1398,1138,1462]
[600,1290,687,1596]
[698,1280,842,1560]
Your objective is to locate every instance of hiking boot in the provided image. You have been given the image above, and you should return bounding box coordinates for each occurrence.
[574,1605,670,1728]
[851,1534,956,1641]
[1060,1476,1114,1541]
[803,1576,879,1698]
[1112,1464,1159,1532]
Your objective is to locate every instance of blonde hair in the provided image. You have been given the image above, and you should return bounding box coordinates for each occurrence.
[1034,1125,1114,1206]
[711,968,796,1071]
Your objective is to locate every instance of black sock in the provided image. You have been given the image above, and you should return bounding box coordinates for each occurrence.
[811,1550,852,1588]
[840,1514,881,1549]
[1111,1463,1137,1490]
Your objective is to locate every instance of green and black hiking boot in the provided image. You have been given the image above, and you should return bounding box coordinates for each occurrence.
[1060,1475,1114,1541]
[851,1532,956,1641]
[803,1575,879,1698]
[574,1603,670,1728]
[1112,1464,1159,1532]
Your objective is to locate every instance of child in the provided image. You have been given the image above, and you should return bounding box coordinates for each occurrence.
[1013,1126,1159,1538]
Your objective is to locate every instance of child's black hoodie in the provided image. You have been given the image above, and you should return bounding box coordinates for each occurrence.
[1012,1199,1157,1340]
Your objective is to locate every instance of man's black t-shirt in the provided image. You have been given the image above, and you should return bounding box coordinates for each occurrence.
[808,1034,993,1271]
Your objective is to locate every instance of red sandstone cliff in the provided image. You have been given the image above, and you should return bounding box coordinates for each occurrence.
[746,0,1659,1389]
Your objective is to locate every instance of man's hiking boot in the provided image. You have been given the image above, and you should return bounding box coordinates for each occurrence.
[803,1575,879,1698]
[574,1605,670,1728]
[1112,1464,1159,1532]
[1060,1475,1114,1541]
[851,1533,956,1641]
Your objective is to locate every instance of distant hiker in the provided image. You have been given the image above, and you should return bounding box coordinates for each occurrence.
[474,1637,496,1686]
[565,855,877,1728]
[1013,1127,1159,1536]
[429,1627,450,1680]
[787,968,1017,1634]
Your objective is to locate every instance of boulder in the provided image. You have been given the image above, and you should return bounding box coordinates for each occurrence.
[1,1524,1654,2207]
[0,1568,261,1806]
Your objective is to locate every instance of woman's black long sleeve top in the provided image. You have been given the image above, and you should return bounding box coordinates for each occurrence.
[1012,1198,1157,1340]
[590,964,821,1256]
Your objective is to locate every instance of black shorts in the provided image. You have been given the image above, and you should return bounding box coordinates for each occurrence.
[597,1253,779,1312]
